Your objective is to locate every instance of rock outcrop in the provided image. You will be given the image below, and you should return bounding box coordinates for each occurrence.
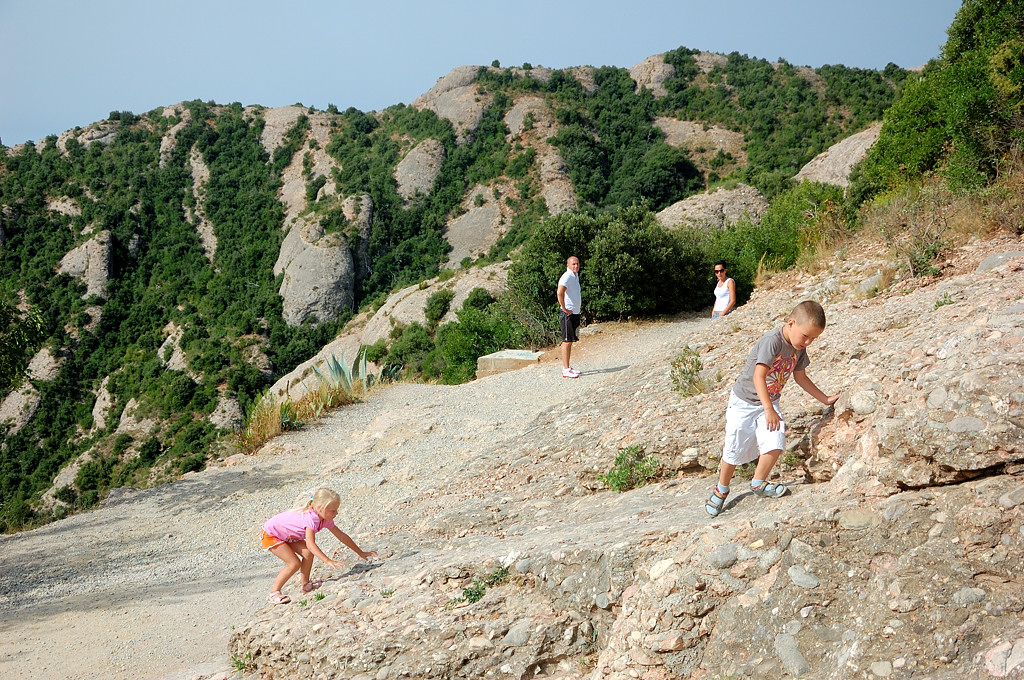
[58,230,112,299]
[395,138,446,203]
[654,117,747,175]
[267,262,510,401]
[186,146,216,261]
[656,184,768,229]
[505,95,576,216]
[413,66,490,145]
[0,346,66,436]
[91,376,113,431]
[268,107,362,326]
[629,54,675,97]
[444,185,504,267]
[275,218,357,326]
[159,104,192,167]
[794,123,882,187]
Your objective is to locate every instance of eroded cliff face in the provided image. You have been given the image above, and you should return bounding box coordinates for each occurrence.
[228,236,1024,680]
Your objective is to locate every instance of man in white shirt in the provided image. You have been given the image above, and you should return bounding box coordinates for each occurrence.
[556,256,582,378]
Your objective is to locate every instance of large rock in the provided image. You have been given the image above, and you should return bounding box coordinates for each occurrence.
[413,66,490,145]
[629,54,675,97]
[274,218,356,326]
[444,185,504,267]
[794,123,882,187]
[58,230,112,299]
[395,138,445,203]
[656,184,768,229]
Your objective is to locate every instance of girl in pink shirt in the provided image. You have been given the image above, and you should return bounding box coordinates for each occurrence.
[260,488,377,604]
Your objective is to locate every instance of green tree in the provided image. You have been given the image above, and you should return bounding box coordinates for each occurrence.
[0,303,46,393]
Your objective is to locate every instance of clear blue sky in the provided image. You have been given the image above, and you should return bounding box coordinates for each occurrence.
[1,0,963,146]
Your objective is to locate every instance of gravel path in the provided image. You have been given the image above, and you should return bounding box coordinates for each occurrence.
[0,314,707,680]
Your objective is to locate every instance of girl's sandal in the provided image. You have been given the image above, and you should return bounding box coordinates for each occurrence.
[705,487,729,517]
[751,480,787,498]
[301,579,323,593]
[268,591,291,605]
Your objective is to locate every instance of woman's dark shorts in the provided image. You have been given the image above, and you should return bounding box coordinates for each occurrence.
[560,311,580,343]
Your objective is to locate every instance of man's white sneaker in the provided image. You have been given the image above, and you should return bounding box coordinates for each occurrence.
[562,367,579,379]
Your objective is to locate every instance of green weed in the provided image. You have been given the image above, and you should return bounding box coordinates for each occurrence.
[933,292,955,309]
[670,347,710,396]
[599,446,660,492]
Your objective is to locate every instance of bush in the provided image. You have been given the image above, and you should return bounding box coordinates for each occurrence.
[424,289,455,328]
[599,446,660,492]
[384,323,434,375]
[670,346,709,396]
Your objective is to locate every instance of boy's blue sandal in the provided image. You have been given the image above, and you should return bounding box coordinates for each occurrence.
[705,487,729,517]
[750,480,787,498]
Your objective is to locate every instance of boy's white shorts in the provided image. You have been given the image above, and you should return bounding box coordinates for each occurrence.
[722,392,786,466]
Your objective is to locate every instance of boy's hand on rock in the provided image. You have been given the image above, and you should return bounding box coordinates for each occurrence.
[361,550,378,562]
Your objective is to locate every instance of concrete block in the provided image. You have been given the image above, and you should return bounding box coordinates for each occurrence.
[476,349,543,378]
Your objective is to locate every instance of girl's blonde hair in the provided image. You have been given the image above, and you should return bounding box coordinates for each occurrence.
[294,487,340,513]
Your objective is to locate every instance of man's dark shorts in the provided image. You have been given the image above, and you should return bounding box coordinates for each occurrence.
[560,311,580,343]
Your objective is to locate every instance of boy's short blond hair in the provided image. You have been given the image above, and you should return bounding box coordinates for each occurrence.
[791,300,826,329]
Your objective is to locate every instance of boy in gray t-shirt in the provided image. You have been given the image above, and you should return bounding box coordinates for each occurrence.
[705,300,840,517]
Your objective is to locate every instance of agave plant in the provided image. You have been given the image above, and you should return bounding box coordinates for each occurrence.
[313,353,354,392]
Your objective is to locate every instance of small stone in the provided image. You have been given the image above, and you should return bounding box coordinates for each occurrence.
[514,559,532,574]
[788,565,820,589]
[502,620,532,646]
[800,605,814,618]
[998,485,1024,509]
[948,416,986,433]
[774,633,810,676]
[707,544,738,569]
[870,661,893,677]
[645,632,685,652]
[838,509,879,530]
[951,587,986,605]
[650,558,676,580]
[595,593,611,610]
[851,392,877,415]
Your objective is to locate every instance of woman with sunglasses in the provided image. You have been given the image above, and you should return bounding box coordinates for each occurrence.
[711,261,736,319]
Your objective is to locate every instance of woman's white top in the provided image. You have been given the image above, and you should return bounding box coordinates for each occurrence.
[712,278,734,312]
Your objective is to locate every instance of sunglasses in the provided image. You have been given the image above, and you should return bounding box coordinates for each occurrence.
[714,269,725,273]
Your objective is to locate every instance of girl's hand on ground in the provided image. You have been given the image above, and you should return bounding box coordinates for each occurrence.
[361,550,378,562]
[327,559,347,571]
[824,393,841,406]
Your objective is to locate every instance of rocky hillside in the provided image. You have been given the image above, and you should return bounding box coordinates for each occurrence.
[221,234,1024,680]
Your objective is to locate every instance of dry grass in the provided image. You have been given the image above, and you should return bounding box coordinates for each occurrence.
[235,380,362,455]
[859,160,1024,275]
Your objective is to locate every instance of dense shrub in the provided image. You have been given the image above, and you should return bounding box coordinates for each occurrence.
[508,206,711,322]
[849,0,1024,204]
